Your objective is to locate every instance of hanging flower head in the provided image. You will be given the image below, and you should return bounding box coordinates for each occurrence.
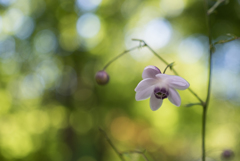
[135,66,190,111]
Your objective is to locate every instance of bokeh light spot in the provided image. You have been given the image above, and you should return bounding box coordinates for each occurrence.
[152,106,178,135]
[144,18,172,49]
[0,90,11,115]
[160,0,185,17]
[0,116,33,159]
[125,18,172,61]
[35,59,60,89]
[20,74,44,99]
[2,8,24,34]
[0,16,3,34]
[76,13,101,38]
[76,0,102,11]
[0,0,15,6]
[0,36,15,59]
[1,58,19,75]
[59,28,81,52]
[209,126,236,148]
[224,41,240,74]
[25,110,50,134]
[15,16,35,39]
[34,30,57,54]
[110,117,135,141]
[178,37,204,63]
[1,131,33,158]
[70,110,93,134]
[48,105,67,129]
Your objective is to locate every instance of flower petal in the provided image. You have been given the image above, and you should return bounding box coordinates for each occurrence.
[150,93,163,111]
[135,86,154,101]
[135,78,157,92]
[168,88,181,106]
[156,74,189,90]
[142,66,161,79]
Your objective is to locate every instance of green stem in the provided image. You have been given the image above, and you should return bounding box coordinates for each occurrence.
[144,42,205,106]
[202,105,207,161]
[103,38,204,105]
[99,128,126,161]
[122,150,150,161]
[207,0,225,15]
[214,37,240,45]
[103,46,140,70]
[202,0,213,160]
[99,128,151,161]
[163,62,174,74]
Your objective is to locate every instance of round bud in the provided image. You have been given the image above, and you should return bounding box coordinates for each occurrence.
[221,149,234,160]
[95,70,109,85]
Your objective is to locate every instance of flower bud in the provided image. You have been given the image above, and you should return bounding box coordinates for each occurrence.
[221,149,234,160]
[95,70,109,85]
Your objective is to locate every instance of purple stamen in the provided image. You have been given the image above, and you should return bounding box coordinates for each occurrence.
[154,87,169,99]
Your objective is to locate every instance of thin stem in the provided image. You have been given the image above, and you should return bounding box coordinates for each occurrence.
[163,62,174,74]
[214,37,240,45]
[146,40,204,105]
[207,0,225,15]
[204,0,213,115]
[202,106,207,161]
[103,38,204,105]
[103,46,141,70]
[122,150,150,161]
[99,128,126,161]
[99,128,152,161]
[202,0,214,160]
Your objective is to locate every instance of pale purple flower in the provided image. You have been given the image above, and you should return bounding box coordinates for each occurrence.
[135,66,190,111]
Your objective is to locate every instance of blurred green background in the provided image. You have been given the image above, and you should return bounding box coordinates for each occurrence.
[0,0,240,160]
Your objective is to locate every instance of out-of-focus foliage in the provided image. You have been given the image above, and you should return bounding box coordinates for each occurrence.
[0,0,239,161]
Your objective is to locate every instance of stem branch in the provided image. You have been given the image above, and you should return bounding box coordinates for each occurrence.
[133,39,205,106]
[207,0,225,15]
[163,62,174,74]
[99,128,152,161]
[103,38,204,105]
[214,37,240,45]
[99,128,126,161]
[122,150,150,161]
[103,45,142,70]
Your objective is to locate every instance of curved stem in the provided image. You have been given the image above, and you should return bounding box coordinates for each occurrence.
[163,62,174,74]
[122,150,150,161]
[99,128,126,161]
[144,42,205,105]
[99,128,152,161]
[102,38,204,105]
[103,46,140,70]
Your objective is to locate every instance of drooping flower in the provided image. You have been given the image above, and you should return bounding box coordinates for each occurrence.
[135,66,190,111]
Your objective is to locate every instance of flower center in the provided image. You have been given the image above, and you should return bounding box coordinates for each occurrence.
[154,87,169,99]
